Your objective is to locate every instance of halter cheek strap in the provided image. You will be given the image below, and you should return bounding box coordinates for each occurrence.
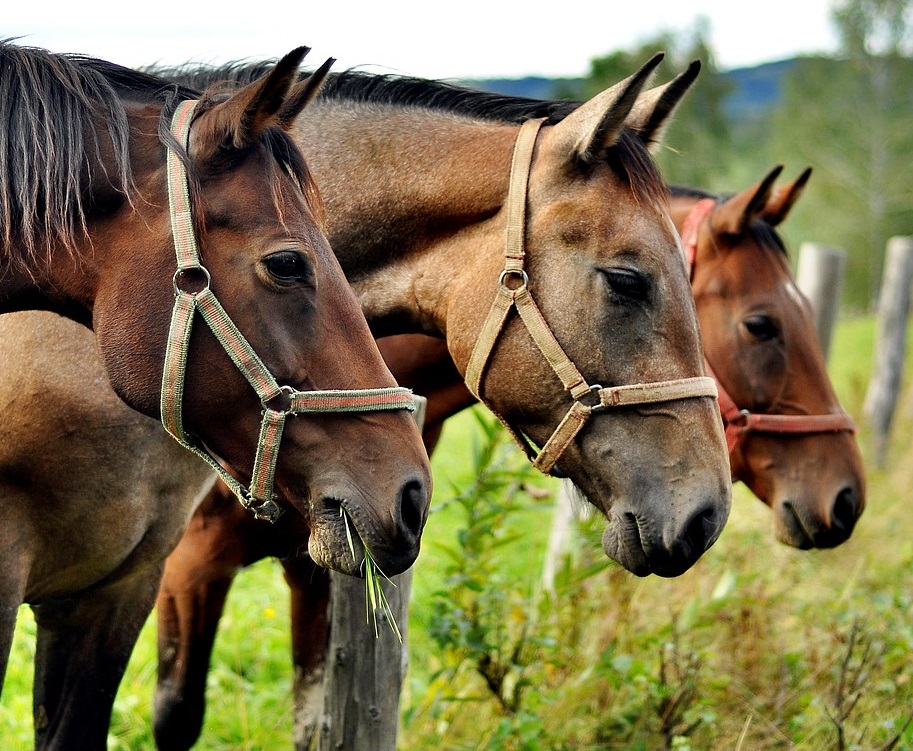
[161,100,415,522]
[464,118,718,476]
[681,199,856,458]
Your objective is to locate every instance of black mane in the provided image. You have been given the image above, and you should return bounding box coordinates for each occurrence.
[155,59,666,207]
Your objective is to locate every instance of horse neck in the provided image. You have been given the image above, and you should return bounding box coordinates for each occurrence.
[294,104,518,337]
[0,242,99,324]
[0,105,153,324]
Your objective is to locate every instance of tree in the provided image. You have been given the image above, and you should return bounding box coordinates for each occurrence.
[765,0,913,309]
[557,19,736,189]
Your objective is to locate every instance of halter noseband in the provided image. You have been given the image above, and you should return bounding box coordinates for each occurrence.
[160,100,416,522]
[464,118,719,476]
[681,198,856,457]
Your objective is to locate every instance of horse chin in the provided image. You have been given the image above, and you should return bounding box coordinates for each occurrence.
[307,529,364,576]
[772,500,820,550]
[601,523,652,577]
[306,506,366,577]
[572,481,717,579]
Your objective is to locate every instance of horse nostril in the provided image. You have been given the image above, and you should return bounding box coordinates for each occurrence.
[831,486,859,532]
[682,505,720,557]
[399,478,427,539]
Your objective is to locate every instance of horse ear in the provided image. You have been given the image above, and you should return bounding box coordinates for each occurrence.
[197,45,311,152]
[711,165,784,236]
[760,166,812,226]
[626,60,701,151]
[549,53,665,165]
[278,56,335,129]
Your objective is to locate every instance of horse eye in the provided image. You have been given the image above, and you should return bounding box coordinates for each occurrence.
[263,251,312,285]
[743,314,779,341]
[601,268,650,302]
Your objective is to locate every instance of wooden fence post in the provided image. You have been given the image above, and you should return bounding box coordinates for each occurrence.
[318,396,425,751]
[863,236,913,466]
[541,480,592,595]
[796,242,847,359]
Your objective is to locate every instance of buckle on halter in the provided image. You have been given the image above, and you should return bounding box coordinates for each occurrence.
[172,265,212,296]
[731,409,752,429]
[261,385,296,415]
[498,269,529,291]
[577,384,605,412]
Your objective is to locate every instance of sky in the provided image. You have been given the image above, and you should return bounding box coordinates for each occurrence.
[7,1,841,81]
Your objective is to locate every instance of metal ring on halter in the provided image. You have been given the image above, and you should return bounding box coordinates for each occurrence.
[499,269,529,290]
[261,384,296,415]
[172,265,212,296]
[577,384,605,413]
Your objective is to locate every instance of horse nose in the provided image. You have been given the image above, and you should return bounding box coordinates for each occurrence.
[810,484,862,548]
[681,502,725,559]
[831,485,861,533]
[655,500,726,576]
[397,476,429,543]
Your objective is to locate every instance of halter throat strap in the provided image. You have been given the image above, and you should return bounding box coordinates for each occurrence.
[160,100,415,522]
[463,118,718,475]
[681,199,856,457]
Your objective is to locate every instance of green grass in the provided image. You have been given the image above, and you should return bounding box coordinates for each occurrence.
[4,312,913,749]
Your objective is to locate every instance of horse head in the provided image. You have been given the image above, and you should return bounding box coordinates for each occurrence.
[69,47,430,576]
[447,57,732,577]
[681,166,865,548]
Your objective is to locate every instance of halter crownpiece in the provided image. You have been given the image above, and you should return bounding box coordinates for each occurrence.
[161,99,415,522]
[680,199,856,457]
[464,117,719,476]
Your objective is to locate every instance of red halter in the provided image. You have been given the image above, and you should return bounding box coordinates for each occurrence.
[681,199,856,457]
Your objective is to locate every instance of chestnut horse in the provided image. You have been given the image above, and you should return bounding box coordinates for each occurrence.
[154,161,865,749]
[148,58,736,749]
[0,41,431,750]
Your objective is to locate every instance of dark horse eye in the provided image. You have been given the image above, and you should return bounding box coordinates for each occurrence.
[263,251,312,285]
[601,268,650,302]
[743,314,779,341]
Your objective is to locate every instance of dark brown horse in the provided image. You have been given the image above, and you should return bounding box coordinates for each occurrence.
[154,161,865,749]
[149,59,737,750]
[0,40,432,750]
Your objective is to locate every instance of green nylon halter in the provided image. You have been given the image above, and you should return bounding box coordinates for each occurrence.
[160,99,416,522]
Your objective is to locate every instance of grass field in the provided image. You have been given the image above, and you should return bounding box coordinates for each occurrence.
[3,313,913,749]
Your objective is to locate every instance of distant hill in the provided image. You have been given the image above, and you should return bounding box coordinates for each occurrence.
[462,58,798,124]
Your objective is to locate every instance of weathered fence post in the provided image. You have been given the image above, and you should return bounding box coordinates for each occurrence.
[796,242,847,359]
[318,396,426,751]
[542,479,592,594]
[863,236,913,466]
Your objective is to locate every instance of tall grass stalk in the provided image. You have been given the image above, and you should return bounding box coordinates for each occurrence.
[340,507,402,642]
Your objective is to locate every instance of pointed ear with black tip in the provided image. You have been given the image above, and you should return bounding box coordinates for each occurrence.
[279,56,335,129]
[626,59,701,151]
[760,166,812,227]
[549,52,665,166]
[711,165,784,236]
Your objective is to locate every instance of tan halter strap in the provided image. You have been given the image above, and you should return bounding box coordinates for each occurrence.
[161,100,416,522]
[464,118,718,476]
[681,199,856,458]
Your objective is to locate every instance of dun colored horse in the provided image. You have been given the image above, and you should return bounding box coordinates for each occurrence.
[155,162,865,749]
[0,41,431,750]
